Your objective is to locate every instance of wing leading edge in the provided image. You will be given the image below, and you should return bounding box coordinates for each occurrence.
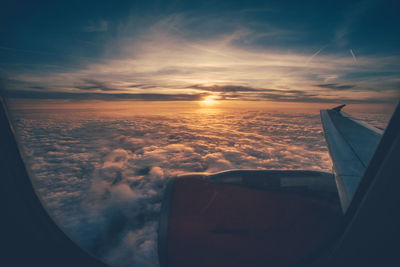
[320,105,382,212]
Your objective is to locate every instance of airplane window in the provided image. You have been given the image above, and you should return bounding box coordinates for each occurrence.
[1,1,399,267]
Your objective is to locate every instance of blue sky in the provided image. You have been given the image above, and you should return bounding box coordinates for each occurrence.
[1,0,399,103]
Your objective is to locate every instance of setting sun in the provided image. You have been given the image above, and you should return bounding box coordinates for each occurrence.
[201,96,218,105]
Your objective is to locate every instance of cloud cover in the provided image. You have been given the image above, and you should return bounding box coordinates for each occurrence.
[10,104,392,267]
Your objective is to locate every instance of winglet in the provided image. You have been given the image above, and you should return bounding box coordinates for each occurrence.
[332,104,346,112]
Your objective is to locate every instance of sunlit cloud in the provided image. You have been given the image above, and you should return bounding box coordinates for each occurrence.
[12,102,393,266]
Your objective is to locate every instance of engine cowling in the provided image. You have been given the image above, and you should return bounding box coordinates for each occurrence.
[158,170,343,267]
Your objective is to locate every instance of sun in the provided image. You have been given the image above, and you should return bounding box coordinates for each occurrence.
[201,96,218,105]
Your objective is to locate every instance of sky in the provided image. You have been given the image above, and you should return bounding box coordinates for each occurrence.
[1,0,400,104]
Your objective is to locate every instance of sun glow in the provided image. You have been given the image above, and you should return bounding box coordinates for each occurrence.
[201,96,218,106]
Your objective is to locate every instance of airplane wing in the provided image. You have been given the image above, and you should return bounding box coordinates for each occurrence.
[320,104,382,212]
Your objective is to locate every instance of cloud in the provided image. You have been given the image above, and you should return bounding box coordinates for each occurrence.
[5,14,399,104]
[75,79,117,91]
[316,83,356,90]
[4,90,205,101]
[128,84,160,89]
[5,85,398,104]
[188,84,276,93]
[29,86,48,90]
[11,104,393,266]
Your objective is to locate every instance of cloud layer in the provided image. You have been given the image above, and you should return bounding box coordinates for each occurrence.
[11,105,391,266]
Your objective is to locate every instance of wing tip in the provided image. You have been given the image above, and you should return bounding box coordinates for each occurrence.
[332,104,346,112]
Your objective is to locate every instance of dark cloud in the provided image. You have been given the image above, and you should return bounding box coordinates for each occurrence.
[30,86,48,90]
[5,86,396,104]
[189,84,277,93]
[218,90,395,104]
[4,90,205,101]
[75,79,117,91]
[188,84,396,104]
[316,83,356,90]
[188,85,358,103]
[128,84,159,89]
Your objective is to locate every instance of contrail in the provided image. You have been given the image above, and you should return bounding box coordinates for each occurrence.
[306,46,325,66]
[350,49,357,63]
